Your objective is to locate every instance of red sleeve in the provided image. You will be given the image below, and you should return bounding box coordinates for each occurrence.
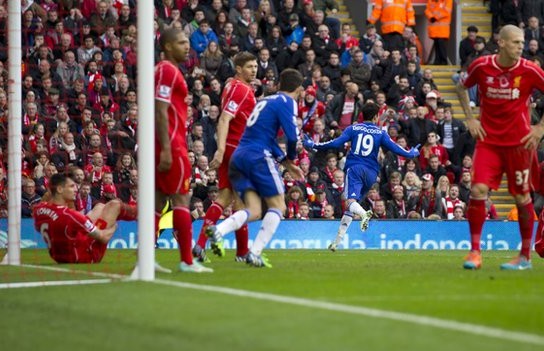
[223,83,251,117]
[463,56,486,89]
[68,208,97,234]
[155,63,177,104]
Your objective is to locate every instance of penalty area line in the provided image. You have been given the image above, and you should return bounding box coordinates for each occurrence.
[153,279,544,347]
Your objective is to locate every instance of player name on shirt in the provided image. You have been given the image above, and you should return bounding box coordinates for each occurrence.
[34,207,59,220]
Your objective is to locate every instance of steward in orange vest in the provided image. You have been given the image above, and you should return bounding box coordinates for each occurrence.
[424,0,453,65]
[367,0,416,51]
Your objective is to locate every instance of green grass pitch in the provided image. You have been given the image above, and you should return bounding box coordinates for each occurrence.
[1,249,543,351]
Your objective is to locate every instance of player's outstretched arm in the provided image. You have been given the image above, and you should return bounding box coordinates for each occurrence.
[89,224,117,244]
[210,112,233,169]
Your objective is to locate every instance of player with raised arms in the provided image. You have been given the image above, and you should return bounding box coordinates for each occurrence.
[206,68,305,267]
[303,101,420,251]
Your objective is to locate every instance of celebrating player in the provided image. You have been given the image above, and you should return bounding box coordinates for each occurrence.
[155,28,212,273]
[193,52,258,262]
[457,25,544,270]
[206,69,305,267]
[302,102,420,251]
[33,173,136,263]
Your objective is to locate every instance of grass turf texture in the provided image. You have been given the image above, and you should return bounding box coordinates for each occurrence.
[1,249,543,351]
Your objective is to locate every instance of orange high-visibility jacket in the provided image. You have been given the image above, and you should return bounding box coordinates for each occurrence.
[424,0,453,39]
[368,0,416,35]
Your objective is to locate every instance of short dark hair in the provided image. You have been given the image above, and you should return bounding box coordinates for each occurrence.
[159,28,183,51]
[50,173,68,195]
[233,51,257,68]
[279,68,303,92]
[362,102,380,121]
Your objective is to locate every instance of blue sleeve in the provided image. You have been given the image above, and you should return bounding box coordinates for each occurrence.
[270,143,286,162]
[279,97,299,160]
[313,127,352,150]
[381,133,414,158]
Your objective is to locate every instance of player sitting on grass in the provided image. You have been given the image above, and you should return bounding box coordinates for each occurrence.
[33,173,137,264]
[302,101,420,251]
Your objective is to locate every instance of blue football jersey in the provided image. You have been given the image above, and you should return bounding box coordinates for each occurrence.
[312,122,414,175]
[237,92,299,161]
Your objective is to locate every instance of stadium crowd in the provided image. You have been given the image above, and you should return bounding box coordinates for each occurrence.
[2,0,536,223]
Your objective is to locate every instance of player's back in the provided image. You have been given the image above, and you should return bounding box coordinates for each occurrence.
[33,202,96,262]
[238,92,298,153]
[344,122,391,175]
[221,78,256,147]
[154,60,188,153]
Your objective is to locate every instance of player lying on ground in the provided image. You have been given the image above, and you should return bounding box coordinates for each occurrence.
[33,173,137,264]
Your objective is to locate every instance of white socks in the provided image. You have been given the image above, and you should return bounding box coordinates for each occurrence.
[216,209,250,237]
[334,211,353,245]
[251,208,282,255]
[348,201,367,217]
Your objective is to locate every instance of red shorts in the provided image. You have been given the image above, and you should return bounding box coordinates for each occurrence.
[155,151,191,195]
[218,145,236,190]
[51,237,107,264]
[472,142,539,196]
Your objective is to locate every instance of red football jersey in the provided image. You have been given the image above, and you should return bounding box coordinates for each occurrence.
[154,60,189,154]
[463,55,544,146]
[221,77,256,147]
[33,202,100,263]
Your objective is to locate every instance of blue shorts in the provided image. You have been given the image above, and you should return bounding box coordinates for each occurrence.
[229,148,285,199]
[344,164,378,201]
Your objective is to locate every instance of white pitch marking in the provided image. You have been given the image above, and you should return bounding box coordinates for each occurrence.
[6,265,544,346]
[0,279,112,289]
[153,279,544,347]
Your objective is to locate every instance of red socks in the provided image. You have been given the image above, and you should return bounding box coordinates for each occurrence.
[173,206,193,265]
[517,202,534,259]
[467,198,486,252]
[235,224,249,257]
[196,202,223,247]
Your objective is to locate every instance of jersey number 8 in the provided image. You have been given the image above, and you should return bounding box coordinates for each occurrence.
[247,100,267,127]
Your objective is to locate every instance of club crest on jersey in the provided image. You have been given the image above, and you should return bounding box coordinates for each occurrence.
[513,76,522,88]
[227,100,239,111]
[158,85,171,99]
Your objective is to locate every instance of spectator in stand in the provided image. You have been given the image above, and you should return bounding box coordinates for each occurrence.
[89,1,118,37]
[380,49,407,92]
[522,38,544,62]
[325,81,362,131]
[316,75,336,103]
[75,182,95,214]
[336,23,359,54]
[499,0,524,28]
[408,172,444,218]
[459,25,483,68]
[299,86,326,133]
[285,185,304,219]
[35,163,58,197]
[443,184,465,219]
[406,106,437,148]
[402,171,422,198]
[359,24,382,55]
[381,171,403,201]
[424,154,448,187]
[382,134,410,182]
[78,35,102,66]
[51,132,84,173]
[322,51,342,91]
[367,0,416,51]
[437,104,467,165]
[523,16,544,50]
[22,179,41,218]
[372,199,388,219]
[402,26,425,64]
[419,131,448,170]
[256,47,278,80]
[458,169,472,204]
[347,48,372,93]
[387,185,408,218]
[56,50,85,88]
